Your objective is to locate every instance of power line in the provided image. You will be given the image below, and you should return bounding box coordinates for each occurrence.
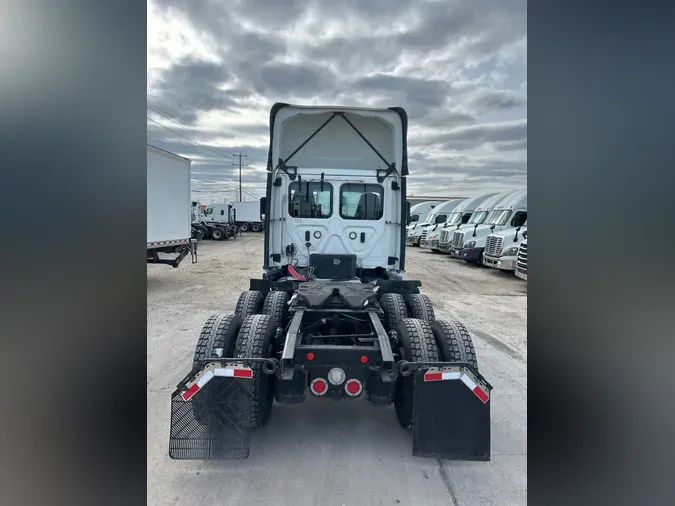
[146,116,234,160]
[147,101,228,148]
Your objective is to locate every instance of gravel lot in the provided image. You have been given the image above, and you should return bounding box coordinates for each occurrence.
[148,235,527,506]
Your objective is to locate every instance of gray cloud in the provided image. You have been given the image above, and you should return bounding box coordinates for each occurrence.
[148,0,527,199]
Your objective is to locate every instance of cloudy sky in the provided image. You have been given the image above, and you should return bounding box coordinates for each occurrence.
[147,0,526,204]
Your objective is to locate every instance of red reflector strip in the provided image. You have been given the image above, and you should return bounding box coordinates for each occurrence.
[424,372,443,382]
[233,368,253,378]
[213,367,254,379]
[181,383,200,401]
[473,386,489,403]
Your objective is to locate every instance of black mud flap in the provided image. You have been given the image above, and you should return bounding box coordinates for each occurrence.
[412,366,492,461]
[169,364,254,460]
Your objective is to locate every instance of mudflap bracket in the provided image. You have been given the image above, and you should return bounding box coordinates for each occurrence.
[398,361,493,461]
[168,358,278,460]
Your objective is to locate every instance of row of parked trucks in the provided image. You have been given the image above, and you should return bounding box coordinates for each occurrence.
[405,189,528,280]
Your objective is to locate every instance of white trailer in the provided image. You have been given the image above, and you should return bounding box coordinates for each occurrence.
[230,201,264,232]
[147,145,197,267]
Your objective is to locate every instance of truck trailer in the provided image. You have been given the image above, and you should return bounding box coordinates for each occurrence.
[204,201,265,233]
[168,104,492,462]
[147,145,197,268]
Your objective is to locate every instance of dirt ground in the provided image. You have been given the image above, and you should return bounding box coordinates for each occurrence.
[147,235,527,506]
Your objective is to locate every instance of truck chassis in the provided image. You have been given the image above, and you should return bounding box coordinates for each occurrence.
[169,277,492,461]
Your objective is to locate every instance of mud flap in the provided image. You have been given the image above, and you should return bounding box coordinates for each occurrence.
[169,364,253,460]
[412,366,492,461]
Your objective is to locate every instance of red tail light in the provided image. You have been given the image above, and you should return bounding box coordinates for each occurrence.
[345,379,363,397]
[310,378,328,396]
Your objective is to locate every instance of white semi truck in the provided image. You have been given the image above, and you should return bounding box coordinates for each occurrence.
[446,192,512,260]
[450,189,527,265]
[483,221,528,272]
[418,199,464,251]
[147,145,197,268]
[405,201,441,245]
[435,193,498,253]
[204,201,265,232]
[514,238,527,280]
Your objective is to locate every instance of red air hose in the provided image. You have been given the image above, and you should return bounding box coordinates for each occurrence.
[287,264,309,281]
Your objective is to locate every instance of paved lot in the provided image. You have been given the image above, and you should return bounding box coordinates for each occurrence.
[148,235,527,506]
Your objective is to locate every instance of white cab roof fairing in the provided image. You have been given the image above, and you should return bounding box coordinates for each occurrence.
[268,104,408,177]
[454,193,498,213]
[473,191,514,213]
[491,188,527,211]
[410,201,442,215]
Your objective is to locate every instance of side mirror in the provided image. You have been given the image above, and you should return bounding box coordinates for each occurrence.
[260,197,266,219]
[523,230,528,238]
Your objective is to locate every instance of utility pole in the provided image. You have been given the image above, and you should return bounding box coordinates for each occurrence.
[232,153,248,202]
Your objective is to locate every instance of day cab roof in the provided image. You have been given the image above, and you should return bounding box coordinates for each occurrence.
[453,193,498,213]
[267,103,409,177]
[474,191,513,212]
[492,188,527,211]
[410,201,442,214]
[429,199,463,215]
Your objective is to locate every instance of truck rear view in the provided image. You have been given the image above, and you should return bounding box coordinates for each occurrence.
[167,104,492,462]
[147,145,197,268]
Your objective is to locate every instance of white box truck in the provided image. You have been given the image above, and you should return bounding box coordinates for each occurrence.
[147,145,197,268]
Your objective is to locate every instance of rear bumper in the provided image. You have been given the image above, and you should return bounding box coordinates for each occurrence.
[483,255,516,271]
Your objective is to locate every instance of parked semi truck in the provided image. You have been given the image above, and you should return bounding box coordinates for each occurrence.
[204,201,265,232]
[515,238,527,280]
[437,193,498,254]
[446,192,511,260]
[405,201,441,246]
[147,145,197,268]
[483,221,528,272]
[168,103,492,462]
[418,199,464,251]
[450,189,527,264]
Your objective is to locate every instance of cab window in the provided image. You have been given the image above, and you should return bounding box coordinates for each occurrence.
[340,183,384,220]
[204,208,214,215]
[288,181,333,219]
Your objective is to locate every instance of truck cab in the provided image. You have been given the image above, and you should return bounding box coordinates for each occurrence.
[515,238,528,280]
[448,192,512,260]
[262,104,409,279]
[450,189,527,264]
[418,199,464,251]
[437,193,498,253]
[405,201,441,246]
[203,203,234,223]
[483,221,528,272]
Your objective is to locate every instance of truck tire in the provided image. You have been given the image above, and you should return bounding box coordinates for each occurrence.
[393,318,439,430]
[235,290,264,318]
[251,223,262,232]
[193,227,205,241]
[191,313,243,424]
[262,290,291,329]
[380,293,408,331]
[234,314,276,428]
[406,294,436,322]
[239,223,249,233]
[211,228,223,241]
[430,319,478,371]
